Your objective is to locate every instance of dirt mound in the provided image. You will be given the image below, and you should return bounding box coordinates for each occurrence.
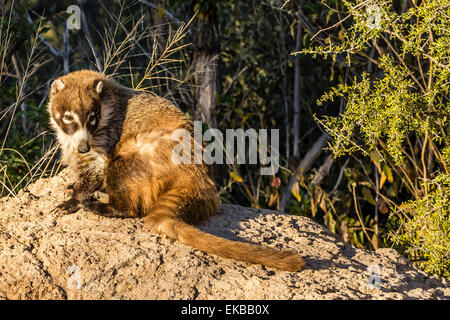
[0,170,448,299]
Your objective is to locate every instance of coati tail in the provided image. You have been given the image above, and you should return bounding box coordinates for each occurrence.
[145,215,305,272]
[143,192,306,272]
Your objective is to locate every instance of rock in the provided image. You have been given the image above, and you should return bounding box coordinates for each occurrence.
[0,170,448,299]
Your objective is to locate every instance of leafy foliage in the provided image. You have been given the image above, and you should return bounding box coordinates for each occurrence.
[301,0,449,276]
[389,174,450,278]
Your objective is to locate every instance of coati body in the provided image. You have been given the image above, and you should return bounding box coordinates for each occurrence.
[48,70,305,272]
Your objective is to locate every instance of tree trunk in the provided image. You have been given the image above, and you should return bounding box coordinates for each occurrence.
[195,52,217,128]
[293,22,302,159]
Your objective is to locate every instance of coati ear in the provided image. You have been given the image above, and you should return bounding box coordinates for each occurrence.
[96,80,103,94]
[51,79,65,95]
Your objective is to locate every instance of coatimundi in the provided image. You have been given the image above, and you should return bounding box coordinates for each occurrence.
[48,70,305,272]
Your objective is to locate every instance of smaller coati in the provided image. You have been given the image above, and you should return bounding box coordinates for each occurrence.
[48,70,305,272]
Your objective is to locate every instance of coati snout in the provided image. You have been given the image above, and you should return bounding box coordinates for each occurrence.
[77,141,90,154]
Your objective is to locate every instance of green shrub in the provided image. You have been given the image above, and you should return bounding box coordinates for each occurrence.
[389,173,449,278]
[301,0,449,277]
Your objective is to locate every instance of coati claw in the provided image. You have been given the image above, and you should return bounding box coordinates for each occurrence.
[64,189,74,198]
[52,198,81,215]
[93,190,109,203]
[63,184,75,198]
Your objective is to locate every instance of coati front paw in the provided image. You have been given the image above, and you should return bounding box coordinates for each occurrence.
[51,198,81,215]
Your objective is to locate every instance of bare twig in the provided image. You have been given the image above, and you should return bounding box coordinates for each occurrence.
[137,0,182,25]
[26,13,62,59]
[312,154,334,186]
[222,65,249,96]
[331,157,350,192]
[352,183,375,250]
[62,22,70,74]
[11,54,28,135]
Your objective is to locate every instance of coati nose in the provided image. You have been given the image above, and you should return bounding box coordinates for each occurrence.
[78,143,90,154]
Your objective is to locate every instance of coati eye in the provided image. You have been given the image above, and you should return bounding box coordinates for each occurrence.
[89,112,97,126]
[62,112,74,124]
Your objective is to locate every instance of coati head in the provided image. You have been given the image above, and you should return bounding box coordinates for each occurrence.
[48,70,106,157]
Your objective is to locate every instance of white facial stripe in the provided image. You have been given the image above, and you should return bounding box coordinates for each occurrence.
[63,111,74,124]
[72,113,82,127]
[72,128,91,145]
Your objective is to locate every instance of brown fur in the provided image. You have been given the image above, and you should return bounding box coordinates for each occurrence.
[48,70,305,272]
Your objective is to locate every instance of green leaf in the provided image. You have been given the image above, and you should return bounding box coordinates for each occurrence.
[382,163,393,183]
[229,171,243,183]
[362,187,376,205]
[157,4,166,18]
[291,182,302,202]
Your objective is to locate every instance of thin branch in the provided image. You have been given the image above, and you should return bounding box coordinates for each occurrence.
[78,0,103,72]
[222,65,249,96]
[310,13,351,41]
[62,22,70,74]
[352,183,375,250]
[26,13,62,58]
[137,0,182,25]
